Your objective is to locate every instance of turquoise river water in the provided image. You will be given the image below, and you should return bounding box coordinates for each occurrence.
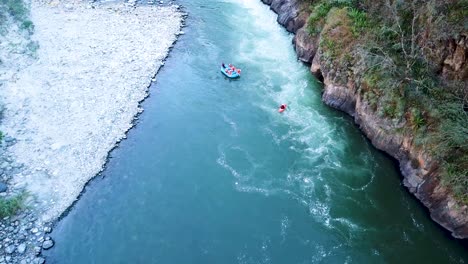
[45,0,468,263]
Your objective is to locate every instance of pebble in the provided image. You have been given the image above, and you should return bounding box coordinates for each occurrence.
[17,243,26,254]
[30,228,38,234]
[4,245,15,254]
[43,227,51,233]
[34,246,41,256]
[34,257,45,264]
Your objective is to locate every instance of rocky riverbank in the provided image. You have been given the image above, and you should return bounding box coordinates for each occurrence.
[0,0,183,262]
[260,0,468,239]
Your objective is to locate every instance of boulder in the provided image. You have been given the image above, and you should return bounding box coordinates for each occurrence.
[293,27,317,63]
[17,243,26,254]
[4,245,15,254]
[42,239,54,250]
[0,183,7,193]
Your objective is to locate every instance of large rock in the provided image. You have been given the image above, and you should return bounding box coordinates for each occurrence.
[34,257,45,264]
[0,182,7,193]
[42,239,54,250]
[4,245,15,254]
[17,243,26,254]
[260,0,273,4]
[262,0,307,33]
[293,27,317,63]
[442,34,468,80]
[322,81,356,116]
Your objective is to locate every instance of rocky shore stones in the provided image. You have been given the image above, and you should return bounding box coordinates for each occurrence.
[1,0,183,224]
[34,257,45,264]
[4,245,15,254]
[0,0,183,263]
[0,183,7,193]
[34,246,41,255]
[17,243,26,254]
[41,238,54,250]
[43,227,51,234]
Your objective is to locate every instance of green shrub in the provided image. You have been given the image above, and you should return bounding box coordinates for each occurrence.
[307,0,357,34]
[442,155,468,203]
[347,7,369,35]
[383,101,397,118]
[446,1,468,25]
[1,0,28,21]
[20,19,34,33]
[0,0,33,36]
[0,192,26,218]
[320,36,338,58]
[410,108,425,130]
[26,40,39,55]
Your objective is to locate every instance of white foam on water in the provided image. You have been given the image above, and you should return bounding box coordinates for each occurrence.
[261,127,281,145]
[216,148,244,180]
[260,238,272,264]
[402,231,412,244]
[410,213,425,232]
[331,217,363,232]
[219,0,373,240]
[222,113,238,136]
[280,215,290,243]
[309,200,332,228]
[311,243,345,262]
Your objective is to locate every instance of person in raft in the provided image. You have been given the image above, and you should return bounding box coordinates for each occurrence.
[229,64,241,74]
[279,104,287,113]
[222,62,226,68]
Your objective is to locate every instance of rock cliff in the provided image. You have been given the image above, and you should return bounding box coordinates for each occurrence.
[261,0,468,239]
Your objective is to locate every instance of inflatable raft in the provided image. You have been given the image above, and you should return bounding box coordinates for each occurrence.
[221,64,240,79]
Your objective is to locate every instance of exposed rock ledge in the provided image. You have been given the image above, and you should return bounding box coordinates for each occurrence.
[0,1,183,223]
[261,0,468,239]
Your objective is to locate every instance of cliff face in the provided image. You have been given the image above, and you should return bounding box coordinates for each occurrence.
[261,0,468,239]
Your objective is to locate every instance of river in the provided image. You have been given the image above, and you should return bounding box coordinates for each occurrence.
[44,0,468,263]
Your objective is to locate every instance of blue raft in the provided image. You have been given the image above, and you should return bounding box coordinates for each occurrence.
[221,65,240,78]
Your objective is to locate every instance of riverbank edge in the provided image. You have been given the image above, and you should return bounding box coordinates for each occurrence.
[259,0,468,239]
[40,3,188,262]
[47,6,188,226]
[0,2,186,264]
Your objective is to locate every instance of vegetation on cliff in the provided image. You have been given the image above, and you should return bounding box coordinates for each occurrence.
[305,0,467,202]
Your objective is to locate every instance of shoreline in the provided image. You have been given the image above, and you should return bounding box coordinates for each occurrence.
[46,8,188,228]
[0,1,184,263]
